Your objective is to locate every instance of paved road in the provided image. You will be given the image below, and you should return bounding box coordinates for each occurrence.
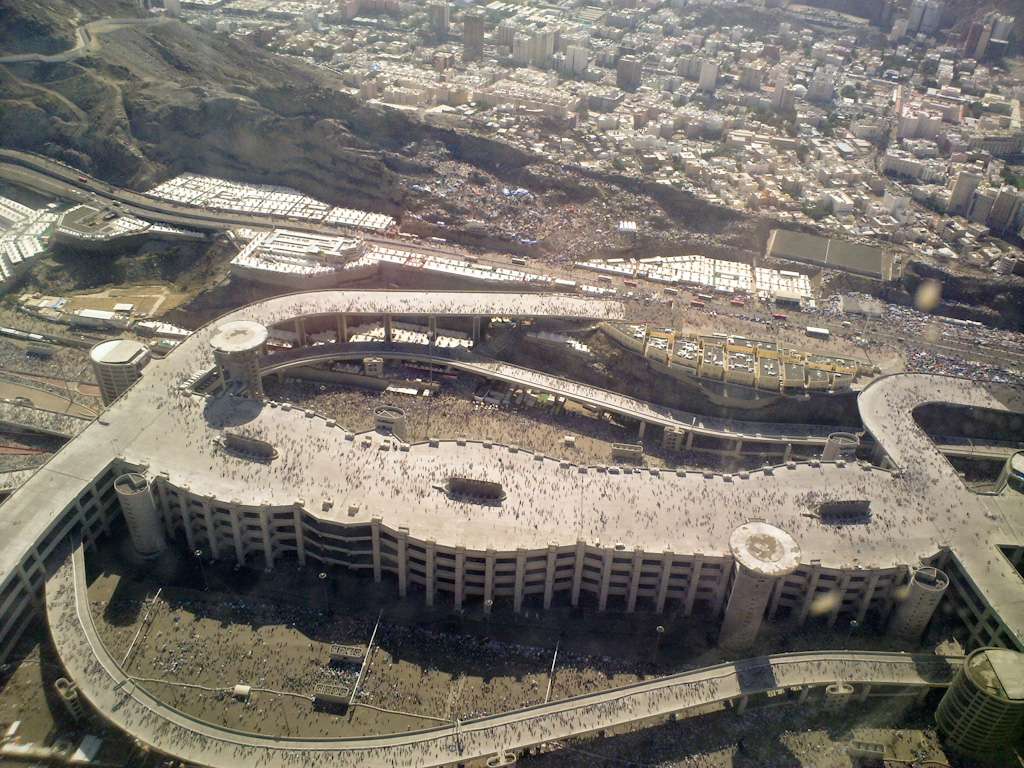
[0,18,166,65]
[47,538,961,768]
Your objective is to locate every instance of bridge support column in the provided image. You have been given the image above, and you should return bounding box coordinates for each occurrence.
[178,488,196,553]
[429,316,437,340]
[656,550,674,614]
[827,573,851,628]
[336,314,349,343]
[454,546,466,610]
[384,314,393,343]
[598,547,614,612]
[571,539,586,607]
[733,439,743,458]
[917,687,929,704]
[295,318,306,347]
[626,546,643,613]
[683,554,703,616]
[543,543,558,610]
[397,530,408,598]
[798,686,810,704]
[200,498,219,559]
[472,316,481,341]
[798,563,822,624]
[783,443,792,461]
[292,505,306,567]
[737,695,749,714]
[686,431,694,449]
[259,504,273,570]
[425,540,436,607]
[513,548,527,613]
[228,507,245,565]
[855,572,879,625]
[484,548,496,613]
[858,683,871,703]
[371,517,382,583]
[712,563,730,617]
[638,421,646,439]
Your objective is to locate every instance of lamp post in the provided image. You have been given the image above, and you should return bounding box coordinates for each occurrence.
[195,550,209,591]
[319,572,329,610]
[653,625,665,665]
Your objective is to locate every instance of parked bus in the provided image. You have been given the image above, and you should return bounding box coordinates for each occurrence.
[697,293,714,302]
[511,257,527,266]
[771,312,787,320]
[806,326,830,339]
[623,279,638,287]
[690,299,706,308]
[664,287,678,295]
[730,298,746,307]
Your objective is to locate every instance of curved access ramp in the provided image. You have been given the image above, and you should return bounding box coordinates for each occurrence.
[47,538,961,768]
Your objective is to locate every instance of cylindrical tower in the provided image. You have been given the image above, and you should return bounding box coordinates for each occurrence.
[936,648,1024,757]
[54,677,86,721]
[209,320,268,399]
[89,339,150,406]
[718,522,801,655]
[889,566,948,643]
[114,473,166,559]
[822,432,859,462]
[824,681,855,710]
[996,451,1024,494]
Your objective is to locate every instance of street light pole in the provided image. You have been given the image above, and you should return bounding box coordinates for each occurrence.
[319,572,329,611]
[195,550,209,591]
[653,625,665,665]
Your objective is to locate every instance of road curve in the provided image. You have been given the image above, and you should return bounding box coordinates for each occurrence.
[0,18,166,65]
[47,538,961,768]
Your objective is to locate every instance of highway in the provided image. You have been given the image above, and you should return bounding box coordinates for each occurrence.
[48,537,962,768]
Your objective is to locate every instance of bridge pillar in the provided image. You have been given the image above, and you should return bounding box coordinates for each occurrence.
[917,686,929,704]
[798,563,822,624]
[178,487,196,553]
[371,517,382,583]
[638,421,646,439]
[571,539,586,607]
[384,314,393,343]
[855,572,880,625]
[454,546,466,610]
[733,439,743,458]
[397,529,408,598]
[858,683,872,702]
[626,546,643,613]
[292,505,306,567]
[484,548,496,613]
[199,498,219,559]
[737,695,749,714]
[295,318,306,347]
[598,547,614,612]
[429,315,437,340]
[685,431,694,450]
[827,573,851,628]
[337,314,348,342]
[656,550,675,614]
[798,686,810,704]
[783,443,792,461]
[472,316,481,341]
[229,506,245,565]
[425,540,436,607]
[683,554,703,616]
[513,548,527,613]
[543,543,558,609]
[259,504,273,570]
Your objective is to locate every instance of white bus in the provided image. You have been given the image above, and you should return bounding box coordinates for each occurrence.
[806,326,830,340]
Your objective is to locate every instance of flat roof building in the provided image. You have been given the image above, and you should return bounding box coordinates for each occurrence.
[89,339,150,406]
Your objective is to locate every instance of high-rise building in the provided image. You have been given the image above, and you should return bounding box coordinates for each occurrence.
[698,60,718,93]
[807,73,834,103]
[987,186,1022,233]
[428,2,449,40]
[90,339,151,406]
[936,648,1024,757]
[209,320,268,399]
[969,188,997,224]
[617,56,642,92]
[739,65,763,91]
[961,22,985,58]
[718,522,801,654]
[463,12,485,62]
[565,45,588,75]
[948,170,983,215]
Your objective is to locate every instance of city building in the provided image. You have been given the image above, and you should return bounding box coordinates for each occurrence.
[89,339,151,406]
[462,12,485,62]
[209,320,268,399]
[616,56,642,92]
